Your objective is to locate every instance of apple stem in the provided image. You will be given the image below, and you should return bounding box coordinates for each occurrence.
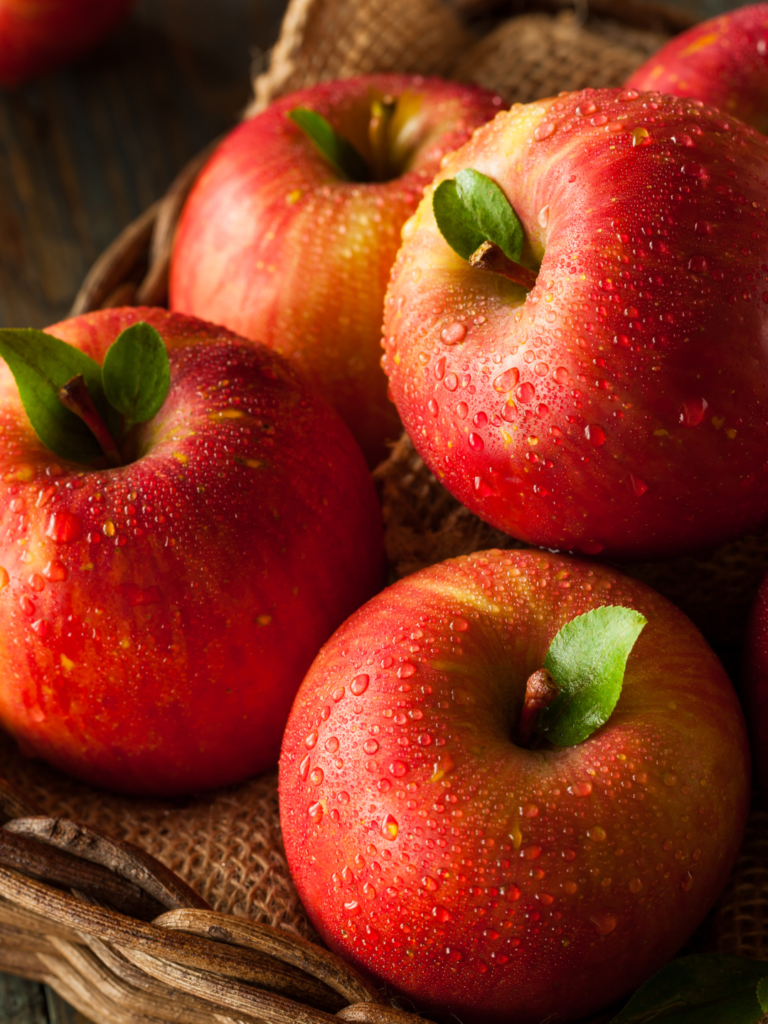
[470,241,538,291]
[517,668,559,747]
[58,375,122,467]
[369,95,396,181]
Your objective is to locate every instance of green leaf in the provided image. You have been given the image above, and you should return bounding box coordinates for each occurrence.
[610,955,768,1024]
[536,605,647,746]
[101,321,170,430]
[433,168,524,262]
[288,107,370,182]
[0,328,115,463]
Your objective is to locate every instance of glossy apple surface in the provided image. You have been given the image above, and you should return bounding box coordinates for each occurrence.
[169,74,504,467]
[0,306,383,796]
[382,88,768,559]
[0,0,136,87]
[280,549,750,1024]
[627,4,768,134]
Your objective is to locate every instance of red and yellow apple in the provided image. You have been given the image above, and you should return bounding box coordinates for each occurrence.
[382,87,768,559]
[0,0,136,87]
[169,74,504,467]
[280,548,750,1024]
[0,306,384,796]
[627,3,768,134]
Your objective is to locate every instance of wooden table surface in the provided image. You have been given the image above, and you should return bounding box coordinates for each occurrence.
[0,0,748,1021]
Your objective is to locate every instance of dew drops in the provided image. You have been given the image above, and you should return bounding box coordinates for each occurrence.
[468,432,484,451]
[299,754,311,780]
[628,474,648,497]
[538,205,550,228]
[444,372,458,391]
[305,730,318,749]
[570,780,592,797]
[628,878,643,894]
[423,876,439,891]
[20,595,35,616]
[325,736,339,754]
[441,322,467,345]
[451,617,469,632]
[389,760,408,778]
[534,122,555,141]
[343,900,361,915]
[516,382,535,404]
[587,826,607,843]
[332,687,345,702]
[43,561,67,582]
[681,871,694,892]
[418,732,433,746]
[103,520,116,538]
[351,674,369,696]
[46,512,81,543]
[456,401,468,420]
[383,814,399,840]
[576,101,597,116]
[27,574,45,592]
[554,366,569,386]
[590,912,617,935]
[433,905,451,922]
[632,127,650,146]
[688,255,708,273]
[434,357,446,381]
[364,739,380,754]
[428,398,439,417]
[362,882,376,899]
[680,397,708,427]
[585,424,606,447]
[308,801,323,824]
[618,89,638,101]
[310,767,324,786]
[397,662,416,678]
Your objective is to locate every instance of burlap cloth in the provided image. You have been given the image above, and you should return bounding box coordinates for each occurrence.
[6,0,768,1015]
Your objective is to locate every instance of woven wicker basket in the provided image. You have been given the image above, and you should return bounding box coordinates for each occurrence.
[5,1,768,1022]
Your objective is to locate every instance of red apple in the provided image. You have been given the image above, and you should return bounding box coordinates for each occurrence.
[0,0,136,87]
[169,74,504,467]
[279,548,750,1024]
[0,306,384,796]
[626,4,768,134]
[382,87,768,559]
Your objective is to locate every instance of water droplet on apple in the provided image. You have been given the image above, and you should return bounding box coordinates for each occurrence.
[20,596,35,617]
[445,947,463,962]
[299,754,311,781]
[332,686,345,702]
[679,397,708,427]
[397,662,416,678]
[351,674,369,696]
[325,736,339,753]
[434,357,446,381]
[343,900,361,915]
[305,730,318,749]
[428,398,439,417]
[46,512,82,543]
[433,905,451,922]
[516,382,535,404]
[363,739,379,754]
[570,780,593,798]
[474,476,495,498]
[468,432,484,451]
[383,814,399,840]
[444,372,458,391]
[441,322,467,345]
[628,878,643,894]
[618,89,638,101]
[389,760,408,778]
[576,101,597,116]
[493,367,519,393]
[451,617,469,632]
[628,474,648,497]
[590,912,617,935]
[308,801,323,824]
[587,826,607,842]
[681,871,694,892]
[362,882,376,900]
[534,122,555,141]
[309,767,324,786]
[538,205,550,228]
[585,424,606,447]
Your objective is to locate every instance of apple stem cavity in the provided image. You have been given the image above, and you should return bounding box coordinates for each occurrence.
[470,241,537,291]
[517,667,559,747]
[368,94,397,181]
[58,375,122,467]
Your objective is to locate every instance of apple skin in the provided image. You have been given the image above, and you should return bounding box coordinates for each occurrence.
[626,4,768,134]
[382,87,768,559]
[279,549,750,1024]
[0,306,384,796]
[0,0,136,87]
[169,74,504,468]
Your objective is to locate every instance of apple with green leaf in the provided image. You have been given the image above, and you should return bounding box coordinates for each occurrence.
[382,87,768,558]
[279,549,750,1024]
[169,74,504,467]
[626,4,768,134]
[0,306,383,796]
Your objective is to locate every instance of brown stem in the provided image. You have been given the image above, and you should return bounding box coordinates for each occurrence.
[58,375,122,467]
[368,94,396,182]
[470,241,538,291]
[517,668,559,747]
